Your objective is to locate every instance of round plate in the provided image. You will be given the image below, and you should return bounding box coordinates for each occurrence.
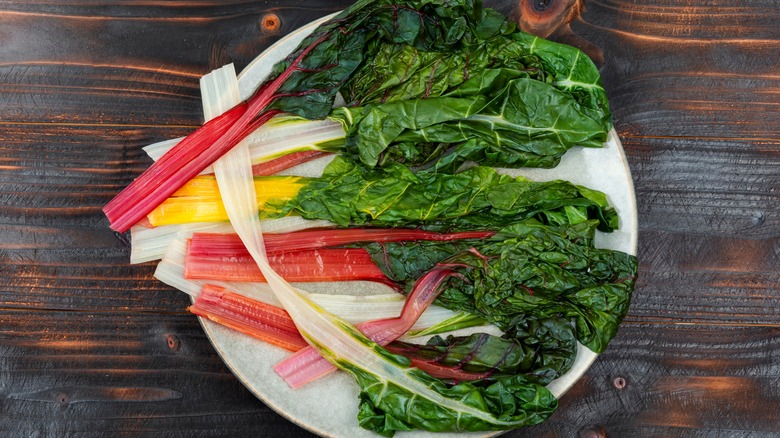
[198,14,638,438]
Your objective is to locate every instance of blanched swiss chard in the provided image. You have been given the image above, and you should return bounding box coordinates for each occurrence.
[332,76,606,172]
[333,21,612,171]
[264,0,488,119]
[148,156,619,232]
[108,0,631,435]
[183,218,635,358]
[203,4,577,430]
[106,0,612,233]
[272,157,620,232]
[104,0,492,232]
[350,363,557,436]
[363,220,637,353]
[339,7,610,126]
[386,317,577,384]
[143,1,614,196]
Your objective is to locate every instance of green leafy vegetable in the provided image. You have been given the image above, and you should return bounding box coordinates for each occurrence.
[120,0,634,435]
[511,31,612,129]
[266,0,488,120]
[327,5,612,171]
[362,220,637,353]
[149,156,619,232]
[332,77,606,171]
[270,156,619,232]
[387,317,577,385]
[105,0,489,232]
[199,4,595,436]
[315,330,559,437]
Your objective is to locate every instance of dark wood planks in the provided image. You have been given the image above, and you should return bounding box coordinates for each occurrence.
[2,313,779,436]
[626,136,780,239]
[622,136,780,325]
[576,0,780,139]
[0,310,316,437]
[0,123,190,312]
[510,323,780,437]
[1,0,779,436]
[0,1,353,125]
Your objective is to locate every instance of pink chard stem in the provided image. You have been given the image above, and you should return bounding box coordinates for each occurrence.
[188,229,495,255]
[189,285,308,352]
[104,32,334,233]
[273,268,458,388]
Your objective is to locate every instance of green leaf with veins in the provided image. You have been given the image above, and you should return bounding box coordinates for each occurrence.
[387,317,578,385]
[266,157,619,232]
[332,77,606,171]
[360,220,637,353]
[324,5,611,171]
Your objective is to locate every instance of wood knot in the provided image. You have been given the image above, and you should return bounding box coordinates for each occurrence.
[57,392,70,405]
[581,428,607,438]
[517,0,580,38]
[165,334,180,352]
[531,0,555,12]
[261,13,281,35]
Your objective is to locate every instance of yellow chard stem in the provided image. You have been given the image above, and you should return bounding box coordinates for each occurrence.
[147,175,307,226]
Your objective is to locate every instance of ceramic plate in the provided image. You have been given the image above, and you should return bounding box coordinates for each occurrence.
[198,13,638,438]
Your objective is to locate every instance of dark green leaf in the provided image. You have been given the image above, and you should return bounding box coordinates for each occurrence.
[387,316,577,384]
[265,0,485,119]
[360,220,637,353]
[265,157,619,232]
[341,360,557,435]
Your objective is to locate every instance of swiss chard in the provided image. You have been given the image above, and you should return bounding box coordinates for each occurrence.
[332,5,611,171]
[105,0,632,435]
[149,156,619,233]
[332,77,606,172]
[333,37,610,171]
[106,0,613,233]
[185,219,635,355]
[205,15,574,430]
[185,246,395,286]
[349,362,557,436]
[104,0,485,232]
[364,221,637,353]
[386,316,577,384]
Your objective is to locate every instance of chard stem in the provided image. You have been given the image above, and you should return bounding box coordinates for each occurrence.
[104,30,334,233]
[274,267,458,388]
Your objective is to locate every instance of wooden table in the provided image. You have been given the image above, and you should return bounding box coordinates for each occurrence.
[1,1,778,436]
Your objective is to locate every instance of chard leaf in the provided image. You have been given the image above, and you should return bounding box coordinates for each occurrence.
[266,0,484,119]
[297,315,559,437]
[341,44,471,105]
[333,75,606,171]
[271,157,618,232]
[436,223,637,353]
[324,5,611,171]
[342,360,557,436]
[388,316,577,385]
[142,1,628,436]
[361,220,637,354]
[511,32,612,131]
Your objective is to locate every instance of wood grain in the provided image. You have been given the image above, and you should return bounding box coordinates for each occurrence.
[0,1,353,125]
[510,323,780,437]
[1,0,779,436]
[626,136,780,236]
[577,0,780,139]
[0,310,317,437]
